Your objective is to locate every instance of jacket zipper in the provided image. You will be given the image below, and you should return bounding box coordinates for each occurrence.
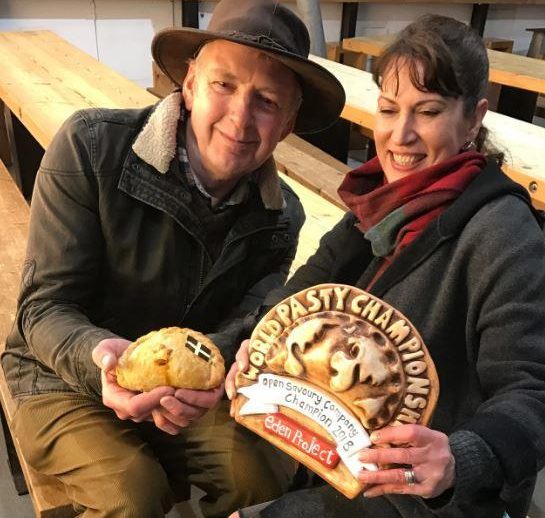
[182,222,290,319]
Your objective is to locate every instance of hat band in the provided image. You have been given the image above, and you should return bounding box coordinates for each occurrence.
[222,31,292,54]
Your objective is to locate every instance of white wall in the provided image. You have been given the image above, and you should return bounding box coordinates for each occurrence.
[484,4,545,54]
[1,1,544,88]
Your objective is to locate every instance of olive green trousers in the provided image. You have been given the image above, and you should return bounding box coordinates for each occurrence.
[13,393,296,518]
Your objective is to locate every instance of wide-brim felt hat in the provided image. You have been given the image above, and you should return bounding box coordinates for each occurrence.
[152,0,346,134]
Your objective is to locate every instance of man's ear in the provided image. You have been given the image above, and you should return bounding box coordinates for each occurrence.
[468,98,488,142]
[183,62,197,111]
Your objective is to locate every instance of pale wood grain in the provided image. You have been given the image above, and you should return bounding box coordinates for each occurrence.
[0,30,156,149]
[343,35,545,95]
[0,162,77,518]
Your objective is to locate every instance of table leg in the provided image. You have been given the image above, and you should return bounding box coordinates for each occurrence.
[10,113,44,200]
[340,3,358,41]
[0,101,13,167]
[182,0,199,28]
[0,403,28,496]
[302,119,351,163]
[470,4,489,37]
[497,87,538,123]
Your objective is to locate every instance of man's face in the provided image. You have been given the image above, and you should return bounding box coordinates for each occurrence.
[183,40,300,197]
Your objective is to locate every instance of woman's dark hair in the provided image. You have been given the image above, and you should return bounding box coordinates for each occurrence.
[373,15,502,161]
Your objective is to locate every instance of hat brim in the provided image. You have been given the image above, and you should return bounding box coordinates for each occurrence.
[152,27,346,135]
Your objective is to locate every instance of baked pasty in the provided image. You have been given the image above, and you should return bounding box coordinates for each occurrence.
[116,327,225,391]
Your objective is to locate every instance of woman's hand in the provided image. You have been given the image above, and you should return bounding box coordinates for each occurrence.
[225,339,250,416]
[357,424,455,499]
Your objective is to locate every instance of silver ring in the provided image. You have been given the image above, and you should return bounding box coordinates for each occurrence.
[404,468,417,486]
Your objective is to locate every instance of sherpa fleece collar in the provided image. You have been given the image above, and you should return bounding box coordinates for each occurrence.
[132,92,285,210]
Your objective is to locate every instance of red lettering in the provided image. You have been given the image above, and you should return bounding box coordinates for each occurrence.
[263,413,340,469]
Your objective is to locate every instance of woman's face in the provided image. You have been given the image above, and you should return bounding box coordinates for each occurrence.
[374,60,487,183]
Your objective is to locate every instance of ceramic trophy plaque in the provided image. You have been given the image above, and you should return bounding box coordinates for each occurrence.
[233,284,439,498]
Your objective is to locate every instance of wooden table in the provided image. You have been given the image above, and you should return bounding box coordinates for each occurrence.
[0,30,157,198]
[343,34,545,121]
[0,30,157,150]
[310,54,545,208]
[343,34,545,94]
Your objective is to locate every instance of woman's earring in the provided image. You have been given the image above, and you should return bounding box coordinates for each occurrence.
[461,140,475,151]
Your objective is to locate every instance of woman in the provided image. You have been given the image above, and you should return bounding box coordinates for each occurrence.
[226,14,545,518]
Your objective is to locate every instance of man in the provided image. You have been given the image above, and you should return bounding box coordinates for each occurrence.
[1,0,345,516]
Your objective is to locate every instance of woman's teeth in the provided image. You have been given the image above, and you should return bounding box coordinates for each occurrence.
[392,153,422,166]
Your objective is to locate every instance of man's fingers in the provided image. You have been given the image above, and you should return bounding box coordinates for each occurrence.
[174,384,224,408]
[235,339,250,371]
[358,467,411,487]
[160,396,204,421]
[92,338,131,370]
[152,409,183,435]
[125,386,176,417]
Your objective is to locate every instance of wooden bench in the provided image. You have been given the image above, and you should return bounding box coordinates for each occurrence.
[0,162,77,518]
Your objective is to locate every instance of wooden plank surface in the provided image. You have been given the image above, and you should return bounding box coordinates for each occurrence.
[343,35,545,96]
[275,134,350,210]
[309,54,545,206]
[0,30,156,149]
[0,164,27,340]
[0,162,76,518]
[280,172,345,275]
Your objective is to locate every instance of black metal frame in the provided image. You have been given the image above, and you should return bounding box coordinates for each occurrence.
[0,403,28,495]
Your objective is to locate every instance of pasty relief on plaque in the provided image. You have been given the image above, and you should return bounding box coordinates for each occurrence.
[233,284,439,498]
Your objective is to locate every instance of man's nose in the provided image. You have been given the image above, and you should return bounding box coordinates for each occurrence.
[229,92,253,129]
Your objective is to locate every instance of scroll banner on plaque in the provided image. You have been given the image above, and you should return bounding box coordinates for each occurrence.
[234,283,439,499]
[238,373,377,475]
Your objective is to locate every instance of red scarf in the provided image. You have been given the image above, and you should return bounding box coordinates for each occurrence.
[338,151,486,267]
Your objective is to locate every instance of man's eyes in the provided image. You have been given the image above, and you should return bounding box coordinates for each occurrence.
[211,80,230,91]
[257,94,279,109]
[209,81,280,109]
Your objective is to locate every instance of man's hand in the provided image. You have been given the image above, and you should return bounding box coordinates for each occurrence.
[92,338,175,429]
[156,384,225,434]
[93,337,225,435]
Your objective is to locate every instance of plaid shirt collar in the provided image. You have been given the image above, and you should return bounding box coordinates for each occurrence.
[178,104,283,210]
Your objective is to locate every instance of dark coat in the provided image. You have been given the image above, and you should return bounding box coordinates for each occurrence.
[1,102,304,401]
[257,162,545,518]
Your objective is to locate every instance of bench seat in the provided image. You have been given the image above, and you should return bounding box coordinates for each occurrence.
[0,162,77,518]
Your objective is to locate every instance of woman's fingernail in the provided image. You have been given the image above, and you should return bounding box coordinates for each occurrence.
[101,354,112,369]
[370,431,380,442]
[226,386,233,400]
[359,450,371,462]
